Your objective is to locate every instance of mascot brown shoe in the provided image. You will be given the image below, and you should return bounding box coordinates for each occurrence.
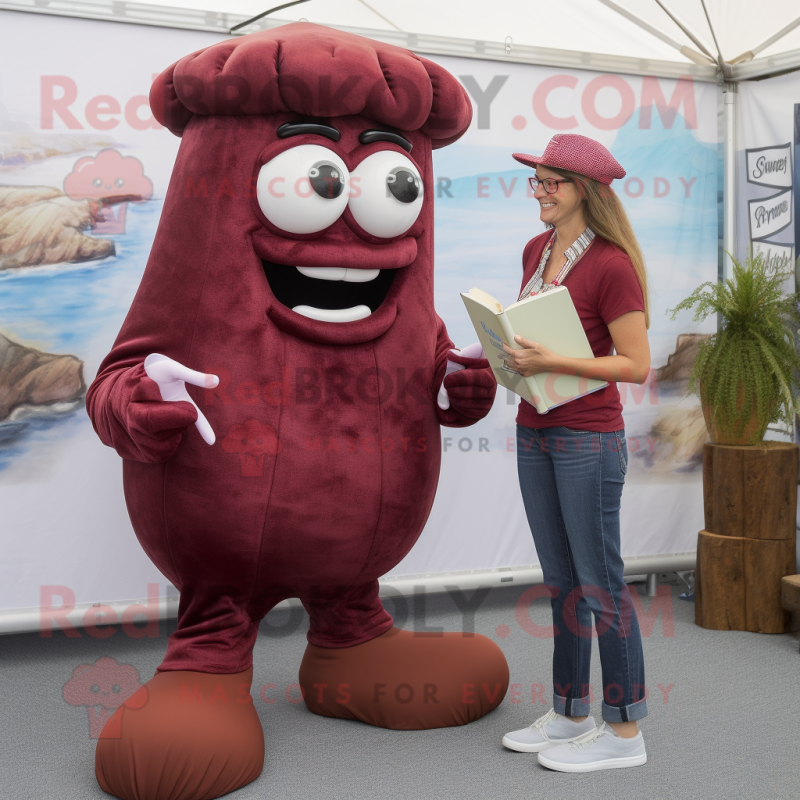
[300,628,509,729]
[95,668,264,800]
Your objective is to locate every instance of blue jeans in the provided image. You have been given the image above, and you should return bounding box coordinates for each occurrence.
[516,424,648,723]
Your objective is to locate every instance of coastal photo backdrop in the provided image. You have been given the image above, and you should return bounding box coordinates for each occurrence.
[0,10,720,613]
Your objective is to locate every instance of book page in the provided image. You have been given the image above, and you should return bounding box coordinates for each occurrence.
[466,287,504,313]
[460,292,547,413]
[505,284,566,312]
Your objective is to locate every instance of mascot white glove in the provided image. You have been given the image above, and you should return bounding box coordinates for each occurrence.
[144,353,219,445]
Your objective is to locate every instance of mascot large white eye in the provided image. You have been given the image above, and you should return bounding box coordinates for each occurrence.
[257,145,350,234]
[348,151,424,238]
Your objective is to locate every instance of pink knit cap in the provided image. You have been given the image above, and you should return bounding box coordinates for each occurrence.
[512,134,625,184]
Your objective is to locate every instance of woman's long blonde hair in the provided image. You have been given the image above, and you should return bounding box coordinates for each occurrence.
[548,166,650,328]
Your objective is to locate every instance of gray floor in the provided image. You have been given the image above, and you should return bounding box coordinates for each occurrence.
[1,579,798,800]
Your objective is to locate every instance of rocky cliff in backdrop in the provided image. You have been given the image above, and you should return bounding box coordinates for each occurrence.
[646,333,714,472]
[0,185,115,269]
[0,131,113,169]
[655,332,713,392]
[0,333,85,422]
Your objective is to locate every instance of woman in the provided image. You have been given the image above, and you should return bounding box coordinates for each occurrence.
[500,134,651,773]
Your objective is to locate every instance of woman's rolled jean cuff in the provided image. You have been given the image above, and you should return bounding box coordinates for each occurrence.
[601,695,648,723]
[553,693,591,718]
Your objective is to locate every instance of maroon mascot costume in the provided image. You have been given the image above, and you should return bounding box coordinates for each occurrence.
[87,23,508,800]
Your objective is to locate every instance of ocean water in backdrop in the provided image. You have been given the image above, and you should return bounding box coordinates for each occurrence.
[0,111,719,475]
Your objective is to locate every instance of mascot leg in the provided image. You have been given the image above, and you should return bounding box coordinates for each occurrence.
[299,582,509,729]
[94,588,265,800]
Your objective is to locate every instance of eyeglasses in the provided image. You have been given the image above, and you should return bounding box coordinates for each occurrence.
[528,176,573,194]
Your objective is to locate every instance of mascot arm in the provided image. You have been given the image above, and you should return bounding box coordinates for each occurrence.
[86,359,203,463]
[433,317,497,428]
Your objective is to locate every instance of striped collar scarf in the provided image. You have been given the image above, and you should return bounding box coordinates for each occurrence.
[518,227,595,301]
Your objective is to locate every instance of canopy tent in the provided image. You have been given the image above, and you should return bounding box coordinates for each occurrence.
[0,0,797,633]
[4,0,800,75]
[4,0,800,269]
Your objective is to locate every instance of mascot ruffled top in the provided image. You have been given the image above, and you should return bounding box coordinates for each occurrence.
[87,22,507,800]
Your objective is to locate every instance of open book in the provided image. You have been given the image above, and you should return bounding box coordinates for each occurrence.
[461,286,608,414]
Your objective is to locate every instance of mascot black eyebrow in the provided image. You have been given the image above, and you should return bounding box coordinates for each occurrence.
[88,22,507,800]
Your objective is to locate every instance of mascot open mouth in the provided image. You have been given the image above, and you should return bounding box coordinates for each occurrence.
[262,260,397,323]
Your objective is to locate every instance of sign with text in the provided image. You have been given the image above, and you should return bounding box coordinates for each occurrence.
[746,143,793,188]
[749,187,793,241]
[751,241,794,272]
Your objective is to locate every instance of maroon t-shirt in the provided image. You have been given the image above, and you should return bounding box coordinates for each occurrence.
[515,231,645,432]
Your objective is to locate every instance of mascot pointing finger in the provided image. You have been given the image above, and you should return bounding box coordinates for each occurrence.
[87,23,508,800]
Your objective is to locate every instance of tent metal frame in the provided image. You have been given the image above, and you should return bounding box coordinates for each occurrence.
[4,0,800,82]
[0,0,718,81]
[0,552,697,635]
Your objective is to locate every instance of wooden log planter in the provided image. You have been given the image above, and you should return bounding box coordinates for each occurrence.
[695,442,798,633]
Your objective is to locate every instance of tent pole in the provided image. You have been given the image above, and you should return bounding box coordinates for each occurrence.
[653,0,716,61]
[595,0,714,65]
[355,0,403,32]
[699,0,732,79]
[722,81,738,280]
[730,15,800,64]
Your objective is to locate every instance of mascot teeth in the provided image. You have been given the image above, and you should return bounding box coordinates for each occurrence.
[291,304,372,322]
[296,267,380,282]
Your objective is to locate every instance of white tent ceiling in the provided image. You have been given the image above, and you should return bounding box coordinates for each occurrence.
[3,0,800,78]
[98,0,800,66]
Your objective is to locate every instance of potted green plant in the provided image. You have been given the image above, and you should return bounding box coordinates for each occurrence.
[668,251,800,445]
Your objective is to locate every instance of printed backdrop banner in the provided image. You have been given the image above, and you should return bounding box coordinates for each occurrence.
[0,10,719,614]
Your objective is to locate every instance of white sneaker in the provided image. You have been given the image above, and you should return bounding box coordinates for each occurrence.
[502,708,597,753]
[537,721,647,772]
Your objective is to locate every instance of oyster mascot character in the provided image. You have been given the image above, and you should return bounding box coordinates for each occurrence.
[87,23,508,800]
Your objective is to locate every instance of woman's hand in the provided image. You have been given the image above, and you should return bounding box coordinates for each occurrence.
[500,335,558,377]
